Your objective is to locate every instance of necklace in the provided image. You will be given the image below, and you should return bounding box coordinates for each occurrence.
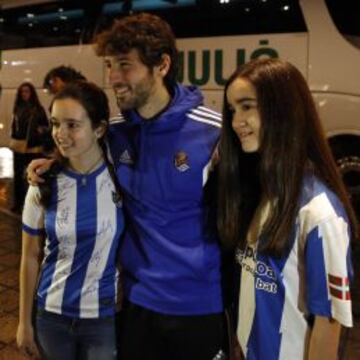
[69,154,104,186]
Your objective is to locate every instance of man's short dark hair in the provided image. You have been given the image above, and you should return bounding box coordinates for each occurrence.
[43,65,86,90]
[95,13,178,91]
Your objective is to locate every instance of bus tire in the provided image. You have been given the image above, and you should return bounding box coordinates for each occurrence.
[328,135,360,218]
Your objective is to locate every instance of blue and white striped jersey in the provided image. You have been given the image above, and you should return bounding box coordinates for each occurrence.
[237,176,353,360]
[22,163,124,318]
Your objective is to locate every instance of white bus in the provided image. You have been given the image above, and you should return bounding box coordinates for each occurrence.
[0,0,359,214]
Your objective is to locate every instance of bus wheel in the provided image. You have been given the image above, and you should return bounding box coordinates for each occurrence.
[329,135,360,219]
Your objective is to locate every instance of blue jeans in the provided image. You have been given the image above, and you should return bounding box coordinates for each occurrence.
[36,309,117,360]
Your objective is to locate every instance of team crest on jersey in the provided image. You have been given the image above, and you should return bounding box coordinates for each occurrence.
[119,149,134,164]
[174,151,190,172]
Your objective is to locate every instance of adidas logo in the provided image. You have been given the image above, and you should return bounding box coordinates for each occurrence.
[119,150,134,164]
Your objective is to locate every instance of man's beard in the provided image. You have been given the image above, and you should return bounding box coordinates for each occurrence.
[114,75,155,111]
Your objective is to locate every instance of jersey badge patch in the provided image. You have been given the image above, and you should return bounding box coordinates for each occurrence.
[328,274,351,300]
[174,151,190,172]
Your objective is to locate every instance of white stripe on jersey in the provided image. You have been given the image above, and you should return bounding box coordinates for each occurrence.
[298,193,337,234]
[190,108,222,122]
[202,158,212,186]
[279,224,308,360]
[318,217,352,327]
[22,186,44,230]
[79,171,118,318]
[188,113,221,128]
[237,246,256,356]
[45,175,78,314]
[299,192,352,327]
[110,114,125,124]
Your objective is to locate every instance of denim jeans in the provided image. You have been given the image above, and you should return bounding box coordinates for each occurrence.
[36,309,117,360]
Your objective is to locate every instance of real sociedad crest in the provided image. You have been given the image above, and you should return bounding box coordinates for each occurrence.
[174,151,190,172]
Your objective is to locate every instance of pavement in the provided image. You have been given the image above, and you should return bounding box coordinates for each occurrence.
[0,154,359,359]
[0,178,28,359]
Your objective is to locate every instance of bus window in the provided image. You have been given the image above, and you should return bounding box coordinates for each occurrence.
[102,0,307,38]
[325,0,360,49]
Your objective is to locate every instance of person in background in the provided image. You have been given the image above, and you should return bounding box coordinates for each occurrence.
[16,81,124,360]
[10,82,48,212]
[43,65,86,95]
[42,66,87,153]
[217,58,358,360]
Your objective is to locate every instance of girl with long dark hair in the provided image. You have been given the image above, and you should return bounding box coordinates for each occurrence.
[16,81,124,359]
[218,58,358,360]
[10,82,48,211]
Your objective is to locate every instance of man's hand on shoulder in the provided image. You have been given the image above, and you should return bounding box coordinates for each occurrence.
[26,158,54,185]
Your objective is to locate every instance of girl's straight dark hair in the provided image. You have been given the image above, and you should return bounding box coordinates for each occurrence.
[39,81,122,208]
[217,58,358,256]
[13,82,43,112]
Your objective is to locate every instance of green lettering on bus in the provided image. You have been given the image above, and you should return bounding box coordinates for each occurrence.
[214,50,227,86]
[188,50,210,86]
[250,40,278,60]
[177,51,184,82]
[177,41,279,86]
[237,49,246,66]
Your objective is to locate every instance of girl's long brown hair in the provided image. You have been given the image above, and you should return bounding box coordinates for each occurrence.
[13,82,43,112]
[218,58,358,256]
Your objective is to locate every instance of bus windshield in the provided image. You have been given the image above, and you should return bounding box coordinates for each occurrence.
[325,0,360,49]
[0,0,306,50]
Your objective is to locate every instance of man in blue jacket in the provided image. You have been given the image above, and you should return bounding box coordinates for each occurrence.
[96,13,226,360]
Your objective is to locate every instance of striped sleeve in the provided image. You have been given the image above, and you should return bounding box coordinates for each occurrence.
[22,185,45,236]
[305,215,353,327]
[187,105,222,128]
[109,113,125,125]
[187,105,221,185]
